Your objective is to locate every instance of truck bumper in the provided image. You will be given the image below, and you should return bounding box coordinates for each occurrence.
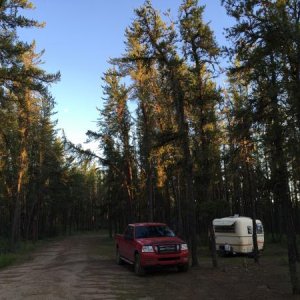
[140,251,189,267]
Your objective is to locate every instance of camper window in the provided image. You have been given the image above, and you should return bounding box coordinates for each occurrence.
[247,224,263,234]
[214,224,235,233]
[247,226,252,234]
[257,224,263,234]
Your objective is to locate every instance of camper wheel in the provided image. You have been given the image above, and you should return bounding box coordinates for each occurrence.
[218,244,233,257]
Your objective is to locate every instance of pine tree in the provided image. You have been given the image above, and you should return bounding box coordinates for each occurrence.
[222,0,300,292]
[88,69,135,228]
[0,1,60,248]
[10,45,59,248]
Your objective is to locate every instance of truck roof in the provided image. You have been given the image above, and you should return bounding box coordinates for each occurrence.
[128,222,167,227]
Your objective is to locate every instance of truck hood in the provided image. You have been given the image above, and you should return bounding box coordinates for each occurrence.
[136,236,185,245]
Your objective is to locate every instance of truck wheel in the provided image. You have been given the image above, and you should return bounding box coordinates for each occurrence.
[134,253,145,276]
[178,264,189,272]
[116,248,123,265]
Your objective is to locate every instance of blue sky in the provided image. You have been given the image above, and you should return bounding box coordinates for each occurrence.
[19,0,232,150]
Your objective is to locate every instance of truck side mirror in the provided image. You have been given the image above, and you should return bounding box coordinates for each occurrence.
[125,234,133,240]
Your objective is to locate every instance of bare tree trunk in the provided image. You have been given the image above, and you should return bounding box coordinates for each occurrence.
[11,93,30,250]
[12,139,28,249]
[208,223,218,268]
[246,164,259,263]
[171,69,198,266]
[171,174,183,235]
[131,78,154,222]
[269,65,300,293]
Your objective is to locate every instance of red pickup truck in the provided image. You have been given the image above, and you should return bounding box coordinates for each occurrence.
[115,222,189,275]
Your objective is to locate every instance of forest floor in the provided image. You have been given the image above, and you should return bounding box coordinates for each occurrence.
[0,232,298,300]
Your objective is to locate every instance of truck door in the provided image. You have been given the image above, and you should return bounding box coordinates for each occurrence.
[123,225,135,261]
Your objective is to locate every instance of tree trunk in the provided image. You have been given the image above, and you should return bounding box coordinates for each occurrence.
[208,223,218,268]
[140,101,153,222]
[11,93,30,250]
[246,164,259,263]
[269,66,300,293]
[170,68,198,266]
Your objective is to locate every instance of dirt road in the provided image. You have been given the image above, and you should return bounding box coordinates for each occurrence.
[0,233,296,299]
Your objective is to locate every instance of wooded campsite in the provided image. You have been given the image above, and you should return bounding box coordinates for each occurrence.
[1,0,300,297]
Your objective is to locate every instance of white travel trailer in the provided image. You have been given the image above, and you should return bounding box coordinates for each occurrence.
[212,215,264,255]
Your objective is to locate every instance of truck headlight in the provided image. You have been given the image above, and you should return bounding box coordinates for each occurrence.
[181,243,188,251]
[142,245,154,253]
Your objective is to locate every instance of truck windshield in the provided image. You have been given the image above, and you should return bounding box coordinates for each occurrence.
[135,226,175,239]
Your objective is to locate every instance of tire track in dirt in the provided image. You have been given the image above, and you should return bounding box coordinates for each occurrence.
[0,234,140,300]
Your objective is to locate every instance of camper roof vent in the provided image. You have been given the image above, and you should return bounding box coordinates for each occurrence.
[233,214,239,218]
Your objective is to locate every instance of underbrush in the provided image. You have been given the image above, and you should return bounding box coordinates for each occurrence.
[91,234,115,258]
[0,230,110,269]
[0,240,36,269]
[0,253,15,268]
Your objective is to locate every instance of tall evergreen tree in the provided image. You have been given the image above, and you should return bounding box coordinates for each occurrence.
[10,45,59,248]
[179,0,223,266]
[88,69,136,229]
[0,1,60,248]
[222,0,300,292]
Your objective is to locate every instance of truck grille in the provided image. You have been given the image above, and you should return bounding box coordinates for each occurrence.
[157,244,179,253]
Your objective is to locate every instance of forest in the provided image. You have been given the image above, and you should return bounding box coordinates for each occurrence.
[0,0,300,294]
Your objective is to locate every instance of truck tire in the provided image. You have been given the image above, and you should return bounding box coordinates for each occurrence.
[116,248,124,265]
[178,264,189,272]
[134,253,145,276]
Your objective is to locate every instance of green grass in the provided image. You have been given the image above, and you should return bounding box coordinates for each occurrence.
[90,234,115,258]
[100,236,115,257]
[0,254,15,268]
[0,230,112,270]
[0,230,296,271]
[263,242,287,256]
[0,241,37,269]
[195,235,293,269]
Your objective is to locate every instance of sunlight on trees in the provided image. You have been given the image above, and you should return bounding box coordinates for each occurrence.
[1,0,300,295]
